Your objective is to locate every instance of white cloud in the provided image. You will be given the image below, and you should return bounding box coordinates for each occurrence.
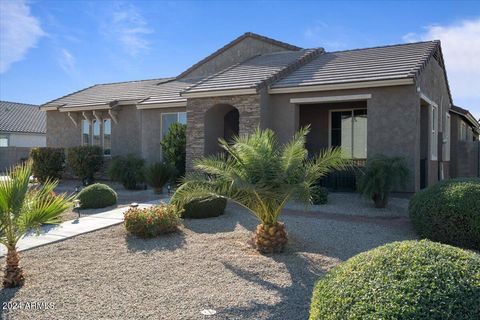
[403,18,480,118]
[103,3,153,56]
[0,0,46,73]
[58,48,76,74]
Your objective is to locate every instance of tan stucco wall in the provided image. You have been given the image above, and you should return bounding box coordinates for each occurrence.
[180,37,294,79]
[416,56,453,185]
[267,85,421,192]
[46,111,81,148]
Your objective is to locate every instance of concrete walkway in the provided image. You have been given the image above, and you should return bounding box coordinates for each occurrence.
[0,199,166,257]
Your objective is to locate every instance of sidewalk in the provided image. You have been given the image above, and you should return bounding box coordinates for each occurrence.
[0,199,167,257]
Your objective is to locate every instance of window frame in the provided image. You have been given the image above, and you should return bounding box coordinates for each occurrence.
[430,104,438,161]
[160,112,187,141]
[443,112,451,161]
[80,117,112,156]
[328,107,368,159]
[102,118,112,156]
[81,119,91,146]
[0,134,9,147]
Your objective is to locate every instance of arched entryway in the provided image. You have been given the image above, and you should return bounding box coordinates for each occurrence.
[204,104,239,155]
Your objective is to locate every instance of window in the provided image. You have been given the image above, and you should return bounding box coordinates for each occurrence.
[443,113,450,161]
[460,121,467,141]
[92,120,101,146]
[103,119,111,155]
[161,112,187,140]
[0,134,8,147]
[82,120,90,145]
[431,105,438,160]
[330,109,367,159]
[81,118,111,155]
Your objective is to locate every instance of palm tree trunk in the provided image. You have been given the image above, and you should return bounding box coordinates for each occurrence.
[252,222,288,253]
[3,246,24,288]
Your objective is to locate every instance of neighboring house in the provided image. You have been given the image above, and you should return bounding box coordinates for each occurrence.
[41,32,476,192]
[0,101,46,172]
[449,105,480,178]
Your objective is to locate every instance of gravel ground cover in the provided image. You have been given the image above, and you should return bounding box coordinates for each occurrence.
[0,202,416,320]
[285,192,410,218]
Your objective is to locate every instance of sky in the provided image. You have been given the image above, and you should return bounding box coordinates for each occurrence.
[1,0,479,118]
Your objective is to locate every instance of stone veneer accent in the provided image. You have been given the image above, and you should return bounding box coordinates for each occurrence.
[186,94,261,171]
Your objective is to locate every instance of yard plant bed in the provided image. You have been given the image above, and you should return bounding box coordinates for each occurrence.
[1,204,415,319]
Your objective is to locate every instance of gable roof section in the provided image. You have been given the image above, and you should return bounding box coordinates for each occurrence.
[450,105,480,130]
[0,101,45,134]
[42,78,173,110]
[270,41,440,93]
[177,32,302,79]
[182,49,322,97]
[137,78,202,109]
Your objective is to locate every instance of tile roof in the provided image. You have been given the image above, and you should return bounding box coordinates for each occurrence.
[138,78,202,106]
[0,101,45,134]
[271,41,439,89]
[177,32,302,79]
[42,78,173,109]
[183,49,322,94]
[451,105,480,129]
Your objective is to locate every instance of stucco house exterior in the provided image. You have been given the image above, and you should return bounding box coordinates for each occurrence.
[1,101,46,172]
[40,32,479,192]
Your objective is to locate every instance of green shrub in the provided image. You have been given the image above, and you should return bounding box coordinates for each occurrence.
[30,147,65,183]
[409,178,480,250]
[310,240,480,320]
[176,196,227,219]
[67,146,103,185]
[357,155,408,208]
[108,154,145,190]
[124,203,181,237]
[144,162,175,193]
[161,122,186,181]
[311,186,328,205]
[77,183,117,209]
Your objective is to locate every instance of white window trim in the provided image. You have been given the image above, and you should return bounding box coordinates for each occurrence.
[443,112,451,161]
[328,108,368,159]
[160,112,187,141]
[0,134,9,147]
[430,105,438,161]
[102,119,112,156]
[81,118,112,156]
[81,119,91,146]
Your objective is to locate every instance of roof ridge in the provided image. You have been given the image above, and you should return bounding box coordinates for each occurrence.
[181,54,263,94]
[177,32,302,79]
[259,48,324,90]
[326,40,439,54]
[97,77,173,86]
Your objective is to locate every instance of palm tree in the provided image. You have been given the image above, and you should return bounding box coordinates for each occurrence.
[172,127,349,253]
[0,161,73,287]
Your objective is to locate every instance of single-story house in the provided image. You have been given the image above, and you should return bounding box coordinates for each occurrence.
[449,105,480,178]
[40,32,479,192]
[1,101,46,172]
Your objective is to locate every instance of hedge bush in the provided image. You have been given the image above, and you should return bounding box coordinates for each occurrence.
[144,162,175,193]
[409,177,480,250]
[30,147,65,183]
[178,196,227,219]
[67,146,103,185]
[310,240,480,320]
[311,186,328,205]
[124,203,181,237]
[108,154,145,190]
[161,122,186,181]
[77,183,117,209]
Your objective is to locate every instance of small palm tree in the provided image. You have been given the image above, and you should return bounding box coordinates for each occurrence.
[357,155,409,208]
[172,127,349,253]
[0,161,73,287]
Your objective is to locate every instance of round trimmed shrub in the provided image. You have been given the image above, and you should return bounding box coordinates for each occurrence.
[124,204,181,237]
[77,183,117,209]
[180,196,227,219]
[310,240,480,320]
[311,186,328,205]
[409,178,480,250]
